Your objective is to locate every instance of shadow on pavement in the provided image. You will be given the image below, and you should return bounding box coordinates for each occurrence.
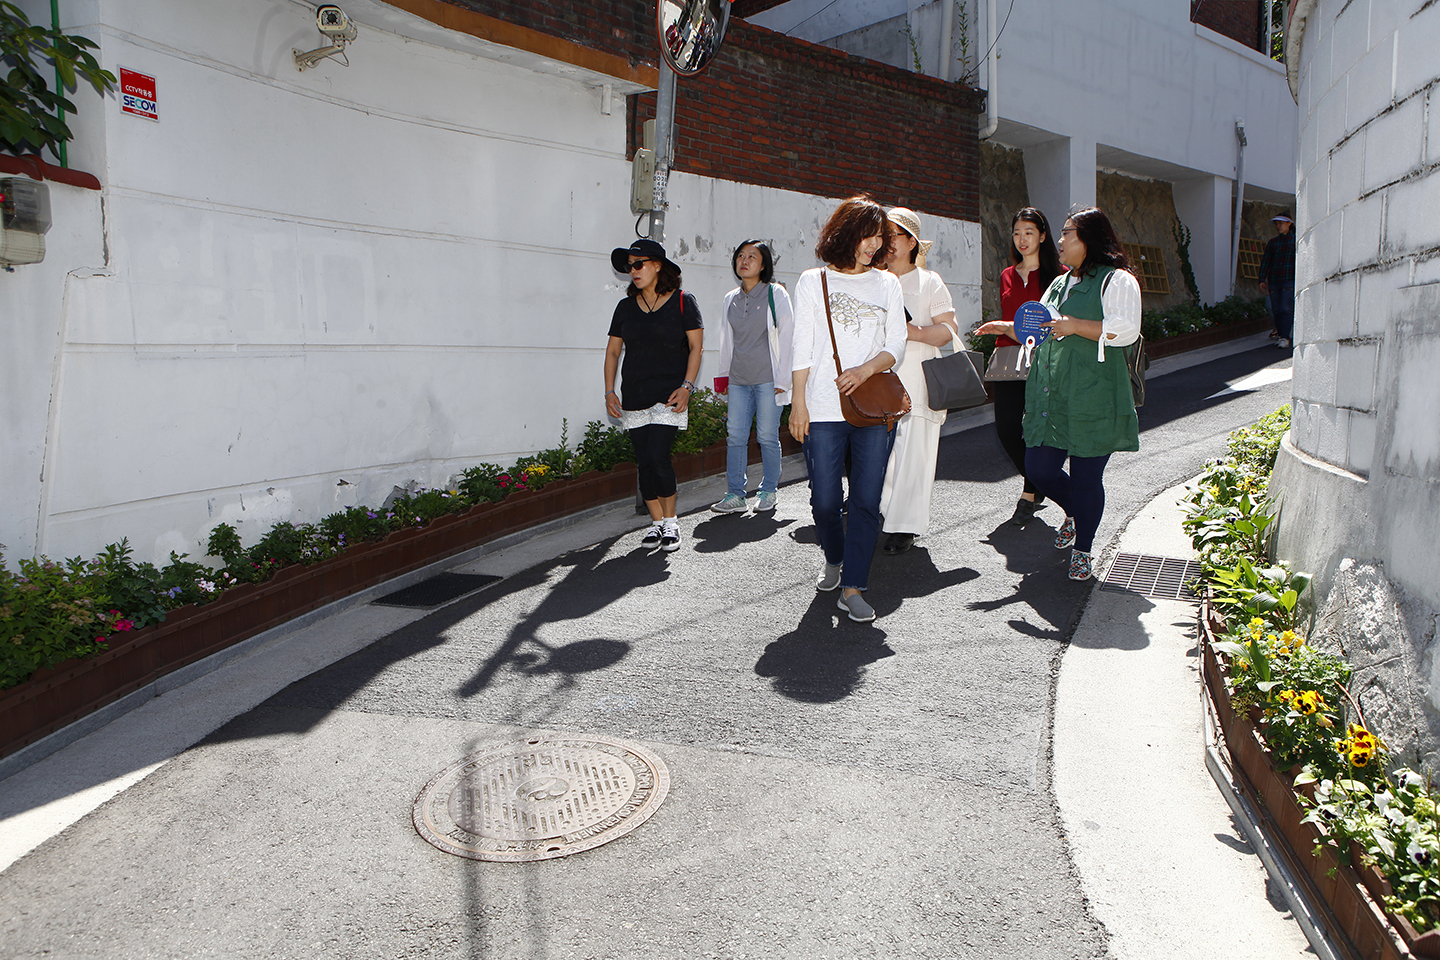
[688,513,796,553]
[202,533,675,741]
[754,592,896,702]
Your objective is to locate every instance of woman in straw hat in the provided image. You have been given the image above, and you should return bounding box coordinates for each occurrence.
[876,207,958,555]
[604,238,704,552]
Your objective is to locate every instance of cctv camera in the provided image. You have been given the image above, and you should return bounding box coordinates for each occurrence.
[316,5,357,41]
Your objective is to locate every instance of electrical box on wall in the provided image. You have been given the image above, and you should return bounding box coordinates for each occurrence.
[0,178,52,268]
[630,119,657,214]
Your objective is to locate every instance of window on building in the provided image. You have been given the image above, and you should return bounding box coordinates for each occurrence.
[1124,243,1171,295]
[1237,238,1265,280]
[1265,0,1285,61]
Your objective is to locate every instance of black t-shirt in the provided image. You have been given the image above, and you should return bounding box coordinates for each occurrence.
[607,291,703,410]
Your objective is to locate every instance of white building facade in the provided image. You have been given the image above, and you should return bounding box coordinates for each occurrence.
[752,0,1297,303]
[1,0,980,567]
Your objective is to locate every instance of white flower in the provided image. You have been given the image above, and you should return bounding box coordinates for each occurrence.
[198,580,216,593]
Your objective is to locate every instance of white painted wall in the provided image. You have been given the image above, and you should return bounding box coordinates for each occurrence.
[754,0,1298,301]
[0,0,979,568]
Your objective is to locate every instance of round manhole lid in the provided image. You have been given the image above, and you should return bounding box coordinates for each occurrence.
[412,733,671,862]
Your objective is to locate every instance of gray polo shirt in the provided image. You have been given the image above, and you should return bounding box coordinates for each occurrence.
[726,283,774,386]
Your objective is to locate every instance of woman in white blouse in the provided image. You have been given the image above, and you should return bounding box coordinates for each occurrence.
[789,195,908,622]
[976,206,1141,581]
[876,207,957,555]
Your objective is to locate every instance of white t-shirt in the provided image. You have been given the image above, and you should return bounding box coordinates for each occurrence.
[1057,269,1142,362]
[791,267,908,424]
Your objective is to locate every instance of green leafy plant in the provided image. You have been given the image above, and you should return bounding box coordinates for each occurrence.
[575,420,634,474]
[672,387,728,454]
[1172,217,1200,303]
[0,2,116,155]
[0,552,110,688]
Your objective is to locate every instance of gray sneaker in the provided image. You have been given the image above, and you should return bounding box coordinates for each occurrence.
[837,592,876,622]
[711,493,748,514]
[755,490,778,512]
[816,563,842,592]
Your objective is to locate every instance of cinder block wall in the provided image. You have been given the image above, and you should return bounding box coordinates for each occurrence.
[1275,0,1440,769]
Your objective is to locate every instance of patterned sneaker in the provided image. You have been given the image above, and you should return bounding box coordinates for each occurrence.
[1054,516,1076,550]
[640,521,663,547]
[711,493,748,514]
[755,490,778,512]
[1068,549,1094,581]
[660,519,681,552]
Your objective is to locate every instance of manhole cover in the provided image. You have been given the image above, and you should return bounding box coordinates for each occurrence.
[1101,553,1201,600]
[374,573,501,608]
[412,733,671,862]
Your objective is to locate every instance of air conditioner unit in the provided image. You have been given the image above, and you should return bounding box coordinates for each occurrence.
[0,178,52,267]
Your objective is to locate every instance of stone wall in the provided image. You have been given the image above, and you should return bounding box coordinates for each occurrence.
[977,141,1032,323]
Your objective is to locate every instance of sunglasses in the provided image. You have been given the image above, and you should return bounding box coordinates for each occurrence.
[627,259,651,271]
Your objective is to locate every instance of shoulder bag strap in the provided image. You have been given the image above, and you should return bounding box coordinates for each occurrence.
[767,283,777,327]
[820,270,845,380]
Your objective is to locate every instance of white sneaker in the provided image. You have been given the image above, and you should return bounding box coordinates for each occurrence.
[1278,338,1290,348]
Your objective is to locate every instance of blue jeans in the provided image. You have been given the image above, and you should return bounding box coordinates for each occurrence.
[726,382,783,495]
[804,420,896,591]
[1269,283,1295,341]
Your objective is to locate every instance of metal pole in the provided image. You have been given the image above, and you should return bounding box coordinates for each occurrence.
[647,62,677,242]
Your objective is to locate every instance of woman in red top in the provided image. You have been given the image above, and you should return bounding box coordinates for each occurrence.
[995,207,1063,527]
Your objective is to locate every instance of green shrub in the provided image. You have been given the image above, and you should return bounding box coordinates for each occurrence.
[575,419,634,473]
[1227,404,1291,476]
[673,388,727,454]
[88,539,167,629]
[0,553,115,689]
[456,464,508,504]
[318,506,397,546]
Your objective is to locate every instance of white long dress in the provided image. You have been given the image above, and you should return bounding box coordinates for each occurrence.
[880,267,954,537]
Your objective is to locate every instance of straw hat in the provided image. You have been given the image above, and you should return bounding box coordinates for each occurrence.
[887,207,933,268]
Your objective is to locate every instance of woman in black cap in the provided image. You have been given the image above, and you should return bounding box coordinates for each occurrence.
[604,238,704,551]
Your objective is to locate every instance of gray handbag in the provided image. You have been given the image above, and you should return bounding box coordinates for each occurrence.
[983,344,1030,382]
[921,328,989,411]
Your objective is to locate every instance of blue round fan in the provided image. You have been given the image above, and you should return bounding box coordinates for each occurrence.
[1013,301,1057,347]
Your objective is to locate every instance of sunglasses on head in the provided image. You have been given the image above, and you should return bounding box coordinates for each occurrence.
[627,259,651,270]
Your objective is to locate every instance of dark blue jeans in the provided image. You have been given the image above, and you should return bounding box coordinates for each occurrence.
[1269,283,1295,341]
[1025,445,1112,554]
[804,420,896,590]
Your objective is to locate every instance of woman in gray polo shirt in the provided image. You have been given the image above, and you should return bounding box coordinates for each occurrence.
[711,240,794,514]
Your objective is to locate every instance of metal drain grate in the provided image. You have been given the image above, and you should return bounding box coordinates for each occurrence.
[1101,554,1201,600]
[373,572,501,608]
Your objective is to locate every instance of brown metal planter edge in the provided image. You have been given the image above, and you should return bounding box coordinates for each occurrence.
[1,435,802,765]
[1200,600,1440,960]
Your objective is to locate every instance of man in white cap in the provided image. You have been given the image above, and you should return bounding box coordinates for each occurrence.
[1258,212,1296,349]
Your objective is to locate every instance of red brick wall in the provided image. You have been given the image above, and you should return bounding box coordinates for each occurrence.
[1191,0,1263,52]
[628,21,984,223]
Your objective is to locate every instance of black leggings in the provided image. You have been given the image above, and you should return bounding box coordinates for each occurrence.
[991,380,1042,500]
[629,424,679,501]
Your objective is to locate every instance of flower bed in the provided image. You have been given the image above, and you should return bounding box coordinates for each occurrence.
[1189,405,1440,958]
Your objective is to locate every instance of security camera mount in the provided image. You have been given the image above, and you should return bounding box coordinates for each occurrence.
[294,5,357,71]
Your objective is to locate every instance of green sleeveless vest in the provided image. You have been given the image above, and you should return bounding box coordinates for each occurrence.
[1021,266,1140,457]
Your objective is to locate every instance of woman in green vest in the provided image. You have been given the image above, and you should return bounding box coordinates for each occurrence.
[976,206,1141,580]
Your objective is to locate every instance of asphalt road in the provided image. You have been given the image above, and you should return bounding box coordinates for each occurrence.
[0,345,1294,960]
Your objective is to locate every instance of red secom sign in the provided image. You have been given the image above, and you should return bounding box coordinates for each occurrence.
[119,67,157,121]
